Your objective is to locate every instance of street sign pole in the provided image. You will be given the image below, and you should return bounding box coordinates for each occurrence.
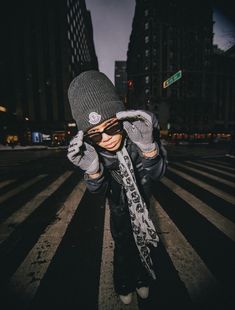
[163,70,182,88]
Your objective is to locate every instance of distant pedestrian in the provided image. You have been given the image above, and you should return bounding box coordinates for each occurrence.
[67,70,167,304]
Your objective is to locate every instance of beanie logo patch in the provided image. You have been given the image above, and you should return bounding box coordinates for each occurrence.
[88,112,102,125]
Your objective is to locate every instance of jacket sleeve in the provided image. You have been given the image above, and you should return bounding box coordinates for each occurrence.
[84,164,109,194]
[141,149,167,180]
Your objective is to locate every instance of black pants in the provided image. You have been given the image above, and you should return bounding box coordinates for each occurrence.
[108,178,150,295]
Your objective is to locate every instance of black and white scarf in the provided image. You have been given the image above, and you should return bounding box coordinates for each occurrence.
[115,145,159,279]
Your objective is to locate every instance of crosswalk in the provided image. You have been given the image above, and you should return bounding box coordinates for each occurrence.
[0,156,234,309]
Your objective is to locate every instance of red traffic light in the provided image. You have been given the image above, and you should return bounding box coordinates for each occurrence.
[127,79,133,89]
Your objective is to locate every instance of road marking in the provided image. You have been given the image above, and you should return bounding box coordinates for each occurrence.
[98,200,138,310]
[0,175,47,204]
[8,180,86,307]
[206,159,235,170]
[195,160,235,176]
[0,179,16,189]
[161,177,235,242]
[0,171,73,245]
[150,198,218,303]
[168,167,235,205]
[175,162,235,188]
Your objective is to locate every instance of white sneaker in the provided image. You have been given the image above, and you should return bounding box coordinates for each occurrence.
[136,286,149,299]
[119,293,132,304]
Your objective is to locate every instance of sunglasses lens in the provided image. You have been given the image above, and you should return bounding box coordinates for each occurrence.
[87,133,102,143]
[105,122,122,135]
[86,121,122,144]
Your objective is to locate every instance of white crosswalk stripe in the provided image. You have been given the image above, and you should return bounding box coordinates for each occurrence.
[0,179,16,189]
[150,198,218,303]
[168,166,235,204]
[0,171,73,245]
[175,162,235,188]
[160,177,235,241]
[202,159,235,170]
[0,174,47,204]
[189,160,235,177]
[7,180,86,307]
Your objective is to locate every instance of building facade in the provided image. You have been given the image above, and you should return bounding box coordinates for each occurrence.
[114,61,127,105]
[0,0,98,144]
[126,0,229,133]
[211,45,235,131]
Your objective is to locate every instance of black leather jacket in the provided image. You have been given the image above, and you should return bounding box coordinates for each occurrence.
[84,136,167,205]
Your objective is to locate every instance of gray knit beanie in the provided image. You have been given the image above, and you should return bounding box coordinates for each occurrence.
[68,70,125,132]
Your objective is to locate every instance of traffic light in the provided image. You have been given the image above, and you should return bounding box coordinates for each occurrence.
[127,79,134,90]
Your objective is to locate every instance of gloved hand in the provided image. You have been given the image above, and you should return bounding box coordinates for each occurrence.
[116,110,157,153]
[67,131,100,175]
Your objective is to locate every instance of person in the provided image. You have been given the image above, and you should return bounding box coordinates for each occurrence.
[67,70,167,305]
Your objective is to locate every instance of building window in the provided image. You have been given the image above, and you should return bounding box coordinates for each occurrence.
[145,88,150,94]
[145,22,149,30]
[144,9,149,16]
[145,76,149,84]
[145,36,149,44]
[145,49,149,57]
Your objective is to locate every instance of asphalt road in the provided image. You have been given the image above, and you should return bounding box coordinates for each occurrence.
[0,144,234,310]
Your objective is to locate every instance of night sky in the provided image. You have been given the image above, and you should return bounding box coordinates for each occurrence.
[86,0,235,83]
[213,1,235,50]
[86,0,135,82]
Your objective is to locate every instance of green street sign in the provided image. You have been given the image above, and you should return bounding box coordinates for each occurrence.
[163,70,182,88]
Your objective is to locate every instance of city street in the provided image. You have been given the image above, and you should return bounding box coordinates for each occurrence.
[0,144,234,310]
[1,1,234,309]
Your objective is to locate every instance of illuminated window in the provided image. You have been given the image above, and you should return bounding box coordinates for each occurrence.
[145,49,149,57]
[145,76,149,84]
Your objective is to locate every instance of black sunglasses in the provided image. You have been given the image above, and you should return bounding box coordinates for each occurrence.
[84,121,123,144]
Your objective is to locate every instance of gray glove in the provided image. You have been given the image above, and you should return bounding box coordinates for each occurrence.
[67,131,100,175]
[116,110,157,153]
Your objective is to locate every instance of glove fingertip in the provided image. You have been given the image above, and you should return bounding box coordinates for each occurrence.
[77,130,84,140]
[116,111,125,120]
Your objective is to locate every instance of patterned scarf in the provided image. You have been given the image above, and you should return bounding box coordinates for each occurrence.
[116,145,159,279]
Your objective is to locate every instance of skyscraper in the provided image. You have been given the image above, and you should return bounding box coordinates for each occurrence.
[0,0,98,143]
[127,0,214,132]
[114,61,127,105]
